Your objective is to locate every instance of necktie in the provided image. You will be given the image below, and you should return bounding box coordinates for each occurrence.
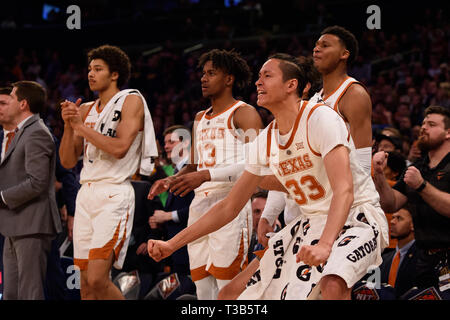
[5,130,16,153]
[388,250,401,287]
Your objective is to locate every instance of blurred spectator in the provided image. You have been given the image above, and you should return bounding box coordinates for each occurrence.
[372,101,393,125]
[373,105,450,291]
[355,205,418,299]
[381,151,407,250]
[375,133,403,154]
[148,125,194,277]
[384,151,407,186]
[248,191,267,262]
[378,205,417,298]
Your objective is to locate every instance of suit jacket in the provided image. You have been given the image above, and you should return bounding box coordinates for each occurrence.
[54,136,80,216]
[0,115,62,237]
[163,169,194,275]
[164,188,194,235]
[130,180,164,245]
[379,242,418,298]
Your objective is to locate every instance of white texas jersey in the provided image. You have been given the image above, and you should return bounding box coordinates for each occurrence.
[310,76,374,175]
[80,92,143,184]
[195,100,247,193]
[246,100,380,215]
[310,76,364,121]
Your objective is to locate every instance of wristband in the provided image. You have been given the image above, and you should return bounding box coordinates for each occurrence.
[415,180,427,192]
[209,163,245,182]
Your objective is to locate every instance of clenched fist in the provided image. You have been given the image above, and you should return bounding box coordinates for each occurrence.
[147,239,174,262]
[296,242,331,266]
[403,166,424,190]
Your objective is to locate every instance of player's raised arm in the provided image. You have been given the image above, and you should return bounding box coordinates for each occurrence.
[148,170,263,260]
[70,94,143,159]
[59,99,88,169]
[339,84,372,149]
[297,145,354,266]
[169,104,264,197]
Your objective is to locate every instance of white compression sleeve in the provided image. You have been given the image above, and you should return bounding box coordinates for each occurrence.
[209,163,246,182]
[355,147,372,176]
[261,190,286,226]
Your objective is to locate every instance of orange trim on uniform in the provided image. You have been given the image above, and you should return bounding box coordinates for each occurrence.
[227,104,241,130]
[114,211,130,260]
[266,121,274,159]
[247,212,251,249]
[190,265,210,282]
[207,233,246,280]
[253,247,268,260]
[333,80,361,119]
[197,109,208,122]
[204,101,240,120]
[322,76,350,102]
[277,100,308,150]
[88,211,129,261]
[96,99,103,114]
[226,103,245,140]
[193,110,207,167]
[73,258,89,271]
[82,101,97,123]
[306,103,327,157]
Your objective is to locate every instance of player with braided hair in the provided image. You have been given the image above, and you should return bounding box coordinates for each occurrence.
[148,48,263,299]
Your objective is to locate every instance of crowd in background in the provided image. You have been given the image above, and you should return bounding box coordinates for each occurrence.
[0,3,448,158]
[0,0,448,300]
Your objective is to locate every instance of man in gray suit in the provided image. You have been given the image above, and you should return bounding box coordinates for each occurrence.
[0,81,62,300]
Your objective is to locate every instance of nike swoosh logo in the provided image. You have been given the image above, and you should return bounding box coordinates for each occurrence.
[108,194,119,199]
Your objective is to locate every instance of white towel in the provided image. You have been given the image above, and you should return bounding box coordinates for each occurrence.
[86,89,158,176]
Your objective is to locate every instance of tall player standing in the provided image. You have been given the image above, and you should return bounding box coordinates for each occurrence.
[59,45,157,300]
[148,49,264,299]
[258,26,372,195]
[311,25,373,174]
[148,53,388,300]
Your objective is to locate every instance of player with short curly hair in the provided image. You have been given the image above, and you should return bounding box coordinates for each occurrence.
[148,48,263,299]
[59,44,157,300]
[87,44,131,89]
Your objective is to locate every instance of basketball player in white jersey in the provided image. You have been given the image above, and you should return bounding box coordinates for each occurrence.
[59,45,157,300]
[148,49,264,299]
[311,25,373,174]
[258,27,371,196]
[148,53,388,300]
[257,56,322,247]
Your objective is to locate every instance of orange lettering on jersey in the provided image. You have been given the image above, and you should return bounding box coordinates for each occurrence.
[303,154,312,168]
[276,153,314,177]
[217,128,225,139]
[200,128,208,141]
[288,158,304,172]
[199,127,226,141]
[279,162,291,176]
[284,174,325,205]
[272,164,284,177]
